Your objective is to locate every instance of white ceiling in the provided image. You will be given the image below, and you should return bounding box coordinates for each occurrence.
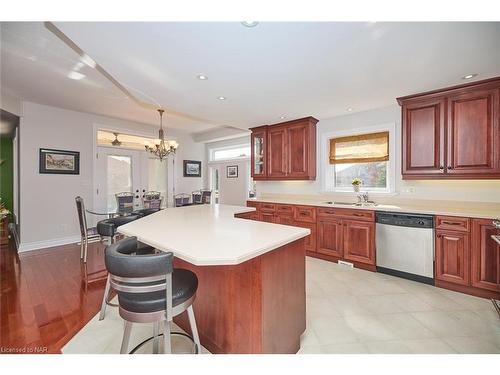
[2,22,500,133]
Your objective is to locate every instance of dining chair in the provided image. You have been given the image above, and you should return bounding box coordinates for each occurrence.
[192,190,203,204]
[174,193,191,207]
[143,191,162,209]
[200,189,212,204]
[75,196,103,263]
[115,192,135,214]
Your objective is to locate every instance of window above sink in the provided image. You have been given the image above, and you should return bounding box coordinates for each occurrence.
[321,123,396,194]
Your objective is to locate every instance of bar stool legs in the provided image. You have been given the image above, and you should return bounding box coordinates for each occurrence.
[99,274,112,320]
[153,322,160,354]
[187,305,201,352]
[163,320,172,354]
[120,321,132,354]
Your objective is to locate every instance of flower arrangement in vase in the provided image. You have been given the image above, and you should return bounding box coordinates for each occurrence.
[351,178,362,193]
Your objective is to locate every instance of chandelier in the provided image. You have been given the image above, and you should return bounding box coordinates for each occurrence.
[145,109,178,161]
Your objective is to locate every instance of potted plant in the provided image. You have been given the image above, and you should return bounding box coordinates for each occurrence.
[351,178,362,193]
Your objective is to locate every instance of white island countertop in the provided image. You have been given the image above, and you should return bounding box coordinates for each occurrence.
[117,204,310,266]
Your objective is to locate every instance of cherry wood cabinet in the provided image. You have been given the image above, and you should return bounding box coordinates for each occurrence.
[317,218,343,258]
[250,117,318,180]
[435,230,470,286]
[398,77,500,179]
[447,88,499,175]
[250,126,267,179]
[267,126,288,178]
[401,98,445,176]
[471,218,500,292]
[342,220,375,265]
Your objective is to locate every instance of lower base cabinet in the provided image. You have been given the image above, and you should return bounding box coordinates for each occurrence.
[471,218,500,292]
[342,220,375,265]
[317,218,343,258]
[292,221,317,252]
[435,230,470,286]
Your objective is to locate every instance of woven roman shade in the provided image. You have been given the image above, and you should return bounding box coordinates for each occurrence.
[329,131,389,164]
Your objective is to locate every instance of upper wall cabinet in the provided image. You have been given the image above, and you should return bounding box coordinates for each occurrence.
[250,117,318,180]
[398,77,500,179]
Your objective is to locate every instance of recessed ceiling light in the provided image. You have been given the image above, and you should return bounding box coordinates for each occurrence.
[67,71,86,80]
[462,73,478,80]
[241,21,259,28]
[347,107,353,112]
[197,74,208,80]
[218,96,226,101]
[280,116,286,119]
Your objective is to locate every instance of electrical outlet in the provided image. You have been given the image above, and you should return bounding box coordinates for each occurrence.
[401,187,415,194]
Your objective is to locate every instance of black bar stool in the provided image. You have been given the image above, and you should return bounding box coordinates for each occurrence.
[105,237,201,354]
[131,208,161,217]
[97,215,152,320]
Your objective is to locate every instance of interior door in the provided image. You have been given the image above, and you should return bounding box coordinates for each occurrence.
[94,147,143,214]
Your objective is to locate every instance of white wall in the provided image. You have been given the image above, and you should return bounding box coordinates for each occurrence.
[1,91,22,116]
[19,101,206,250]
[210,160,250,206]
[257,105,500,203]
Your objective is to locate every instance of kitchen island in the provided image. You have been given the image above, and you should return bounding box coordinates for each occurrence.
[118,204,310,354]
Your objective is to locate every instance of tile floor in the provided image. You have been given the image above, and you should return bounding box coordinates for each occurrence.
[63,257,500,354]
[299,257,500,354]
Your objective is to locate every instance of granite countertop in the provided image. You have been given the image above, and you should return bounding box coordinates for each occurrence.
[118,204,310,266]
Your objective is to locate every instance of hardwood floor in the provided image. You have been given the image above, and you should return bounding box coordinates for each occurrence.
[0,240,107,353]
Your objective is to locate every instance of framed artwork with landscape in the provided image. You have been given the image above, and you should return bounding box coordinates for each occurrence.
[39,148,80,175]
[183,160,201,177]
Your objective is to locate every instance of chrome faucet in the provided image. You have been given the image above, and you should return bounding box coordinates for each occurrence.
[357,192,369,204]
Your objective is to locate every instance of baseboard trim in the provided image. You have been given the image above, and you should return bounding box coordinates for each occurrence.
[18,235,81,253]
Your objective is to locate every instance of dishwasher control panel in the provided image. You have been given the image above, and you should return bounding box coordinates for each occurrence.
[376,212,434,229]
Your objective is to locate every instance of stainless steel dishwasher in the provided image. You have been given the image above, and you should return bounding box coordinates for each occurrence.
[375,212,435,284]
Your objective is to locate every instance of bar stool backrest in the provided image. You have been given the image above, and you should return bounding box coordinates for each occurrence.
[105,237,174,318]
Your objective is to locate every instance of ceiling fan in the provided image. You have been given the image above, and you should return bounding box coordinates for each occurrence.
[111,132,122,146]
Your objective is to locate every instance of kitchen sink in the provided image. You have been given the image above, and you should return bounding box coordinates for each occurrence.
[324,201,378,207]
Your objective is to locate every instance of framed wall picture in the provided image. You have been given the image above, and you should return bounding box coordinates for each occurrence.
[39,148,80,175]
[227,165,238,178]
[183,160,201,177]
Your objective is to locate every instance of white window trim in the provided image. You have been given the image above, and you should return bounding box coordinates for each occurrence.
[320,123,396,195]
[208,143,251,162]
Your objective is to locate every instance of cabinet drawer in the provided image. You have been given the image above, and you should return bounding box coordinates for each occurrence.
[260,203,277,212]
[293,206,316,223]
[276,204,293,215]
[247,201,260,209]
[435,216,470,232]
[318,207,374,222]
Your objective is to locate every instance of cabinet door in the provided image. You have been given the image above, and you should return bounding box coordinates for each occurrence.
[267,126,288,178]
[287,123,314,179]
[275,215,294,226]
[251,128,267,178]
[435,230,470,286]
[317,219,343,258]
[293,221,317,252]
[343,220,375,265]
[402,98,445,176]
[471,218,500,292]
[447,88,499,175]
